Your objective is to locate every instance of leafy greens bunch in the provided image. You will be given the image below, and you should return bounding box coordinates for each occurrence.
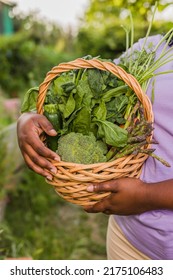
[21,3,173,166]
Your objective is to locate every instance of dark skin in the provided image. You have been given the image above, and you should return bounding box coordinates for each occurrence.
[17,112,173,216]
[83,178,173,215]
[17,112,60,180]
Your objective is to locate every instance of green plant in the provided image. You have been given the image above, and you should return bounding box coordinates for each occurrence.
[0,96,13,130]
[0,133,8,198]
[43,104,62,151]
[0,32,76,98]
[76,0,173,59]
[0,223,31,260]
[3,167,108,260]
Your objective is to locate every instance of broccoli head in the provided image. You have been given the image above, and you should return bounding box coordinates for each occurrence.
[57,132,108,164]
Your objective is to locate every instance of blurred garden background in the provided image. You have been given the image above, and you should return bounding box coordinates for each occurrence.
[0,0,173,260]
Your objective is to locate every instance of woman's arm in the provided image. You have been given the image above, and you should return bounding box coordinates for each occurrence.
[17,112,60,180]
[84,178,173,215]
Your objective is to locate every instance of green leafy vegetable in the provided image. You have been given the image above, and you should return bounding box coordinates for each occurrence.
[43,104,62,151]
[95,119,128,147]
[57,132,108,164]
[21,87,39,113]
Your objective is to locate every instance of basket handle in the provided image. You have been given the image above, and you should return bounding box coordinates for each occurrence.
[37,58,153,123]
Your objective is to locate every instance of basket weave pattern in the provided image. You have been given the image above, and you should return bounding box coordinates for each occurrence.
[37,58,154,206]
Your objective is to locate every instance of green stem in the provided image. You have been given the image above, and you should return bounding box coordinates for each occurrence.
[140,56,173,84]
[102,85,128,102]
[134,52,155,78]
[139,150,171,167]
[106,146,117,161]
[75,69,83,85]
[153,27,173,53]
[121,25,130,65]
[140,2,158,51]
[129,11,134,73]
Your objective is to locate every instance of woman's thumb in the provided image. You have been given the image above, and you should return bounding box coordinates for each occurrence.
[38,115,57,136]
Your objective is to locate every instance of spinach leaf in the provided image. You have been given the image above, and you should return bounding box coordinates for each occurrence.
[102,85,128,102]
[105,72,118,88]
[76,78,93,108]
[106,95,129,124]
[44,91,56,104]
[87,69,106,98]
[71,107,91,135]
[61,82,76,93]
[52,72,74,96]
[95,119,128,147]
[21,87,39,113]
[60,107,82,135]
[92,100,107,121]
[58,94,68,114]
[63,90,76,118]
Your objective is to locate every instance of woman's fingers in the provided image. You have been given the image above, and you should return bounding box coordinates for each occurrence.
[25,133,60,161]
[17,113,60,178]
[22,144,57,175]
[84,198,111,214]
[23,154,53,180]
[18,120,60,163]
[87,180,118,193]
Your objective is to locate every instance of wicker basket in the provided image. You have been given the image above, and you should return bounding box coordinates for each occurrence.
[37,58,154,206]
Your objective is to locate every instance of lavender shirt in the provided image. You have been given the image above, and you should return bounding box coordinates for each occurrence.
[114,35,173,260]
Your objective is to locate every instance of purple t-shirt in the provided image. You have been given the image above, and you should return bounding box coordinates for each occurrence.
[114,35,173,260]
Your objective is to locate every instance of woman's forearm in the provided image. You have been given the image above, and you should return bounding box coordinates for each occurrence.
[146,179,173,210]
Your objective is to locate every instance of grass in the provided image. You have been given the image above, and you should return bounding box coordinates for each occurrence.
[0,167,108,260]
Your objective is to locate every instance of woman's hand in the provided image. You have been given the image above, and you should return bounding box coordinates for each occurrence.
[17,112,60,180]
[84,178,151,215]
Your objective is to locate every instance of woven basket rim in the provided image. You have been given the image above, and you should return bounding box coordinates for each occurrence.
[37,58,154,120]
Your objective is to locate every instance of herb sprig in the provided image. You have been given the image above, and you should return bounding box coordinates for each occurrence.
[120,2,173,93]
